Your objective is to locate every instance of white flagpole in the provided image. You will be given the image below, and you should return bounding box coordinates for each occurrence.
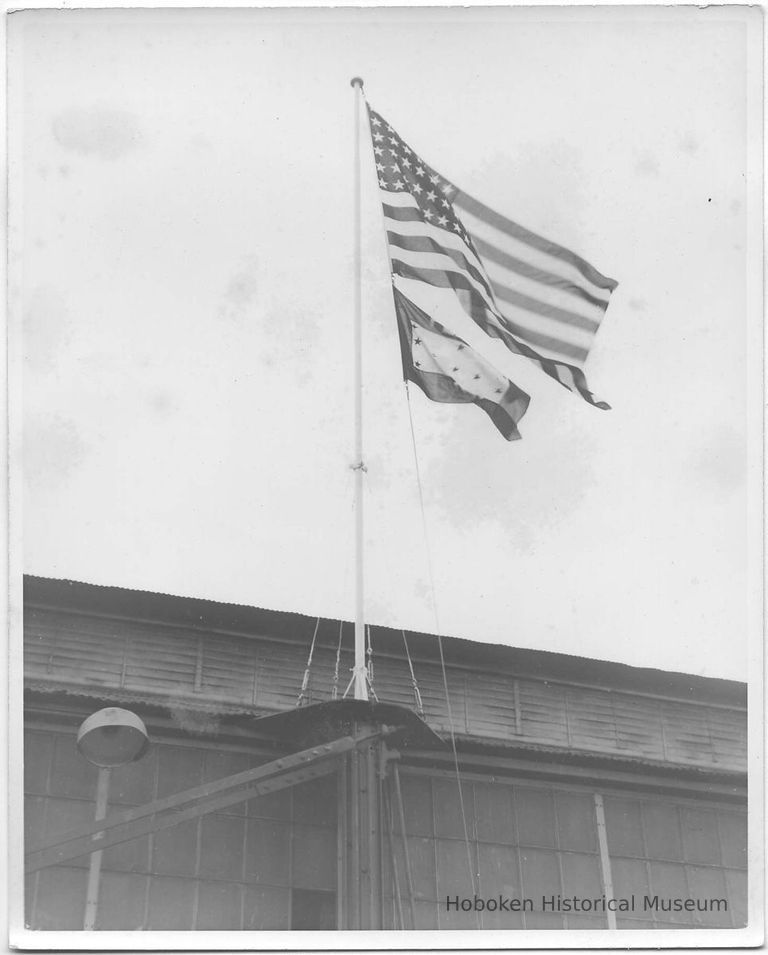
[350,76,368,701]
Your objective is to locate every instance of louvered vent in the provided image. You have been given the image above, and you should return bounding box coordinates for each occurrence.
[24,607,746,772]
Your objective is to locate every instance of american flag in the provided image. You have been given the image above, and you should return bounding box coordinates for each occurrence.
[367,104,618,409]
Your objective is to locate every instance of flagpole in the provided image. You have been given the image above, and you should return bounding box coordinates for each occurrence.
[350,76,368,701]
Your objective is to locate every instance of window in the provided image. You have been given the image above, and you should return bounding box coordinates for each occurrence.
[603,794,746,929]
[23,726,746,932]
[388,768,746,930]
[24,728,338,931]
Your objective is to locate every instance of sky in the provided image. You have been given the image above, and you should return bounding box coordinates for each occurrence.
[10,6,761,680]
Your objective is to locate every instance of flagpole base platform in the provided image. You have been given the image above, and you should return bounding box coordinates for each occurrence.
[249,699,444,750]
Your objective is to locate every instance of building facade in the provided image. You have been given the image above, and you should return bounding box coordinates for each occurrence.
[22,576,748,932]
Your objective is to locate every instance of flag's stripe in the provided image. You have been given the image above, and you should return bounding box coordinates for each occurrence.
[414,322,510,402]
[408,366,473,404]
[455,288,610,409]
[382,203,428,223]
[493,311,591,364]
[387,224,605,332]
[379,184,609,399]
[384,205,603,371]
[454,190,618,292]
[482,258,605,330]
[383,190,430,208]
[383,198,610,331]
[555,364,581,393]
[382,210,491,278]
[408,367,527,440]
[487,275,601,333]
[383,193,605,334]
[385,231,496,303]
[472,235,611,311]
[461,209,613,307]
[391,244,595,362]
[387,235,597,362]
[475,393,529,442]
[392,260,591,363]
[388,245,499,317]
[454,286,610,408]
[393,285,530,441]
[494,302,593,365]
[394,255,594,364]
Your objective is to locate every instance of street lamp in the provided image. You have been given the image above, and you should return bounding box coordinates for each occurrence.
[76,708,149,930]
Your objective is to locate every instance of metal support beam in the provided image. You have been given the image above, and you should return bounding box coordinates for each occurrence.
[83,766,110,930]
[401,747,746,801]
[594,793,617,930]
[27,728,389,873]
[339,723,387,929]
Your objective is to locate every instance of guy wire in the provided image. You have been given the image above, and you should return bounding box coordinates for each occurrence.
[403,381,478,903]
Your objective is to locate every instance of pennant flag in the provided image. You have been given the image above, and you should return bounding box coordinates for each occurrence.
[392,284,530,441]
[367,104,618,409]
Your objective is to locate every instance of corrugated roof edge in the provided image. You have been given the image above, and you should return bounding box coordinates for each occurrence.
[24,684,745,782]
[22,574,746,707]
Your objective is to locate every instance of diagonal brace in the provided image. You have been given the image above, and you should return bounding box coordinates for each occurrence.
[27,727,391,873]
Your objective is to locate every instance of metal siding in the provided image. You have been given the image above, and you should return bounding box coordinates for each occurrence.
[517,680,570,746]
[145,876,196,930]
[465,671,519,739]
[565,686,618,752]
[708,707,748,765]
[201,634,258,703]
[95,871,147,930]
[33,867,88,929]
[254,642,309,710]
[26,611,125,686]
[243,884,291,931]
[364,652,423,711]
[24,608,746,773]
[396,768,746,931]
[661,701,717,766]
[24,723,339,931]
[612,692,667,760]
[642,801,684,861]
[123,627,197,694]
[196,881,243,931]
[725,869,748,927]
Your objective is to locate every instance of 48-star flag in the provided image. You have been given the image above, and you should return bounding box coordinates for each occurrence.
[367,102,619,438]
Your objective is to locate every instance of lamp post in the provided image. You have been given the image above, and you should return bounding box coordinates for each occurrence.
[76,707,149,931]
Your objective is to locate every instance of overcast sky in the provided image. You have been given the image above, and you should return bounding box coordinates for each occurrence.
[11,6,760,680]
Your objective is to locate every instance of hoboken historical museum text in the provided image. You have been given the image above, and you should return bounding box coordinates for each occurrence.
[445,895,728,915]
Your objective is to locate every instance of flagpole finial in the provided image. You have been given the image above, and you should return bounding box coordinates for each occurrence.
[350,76,364,89]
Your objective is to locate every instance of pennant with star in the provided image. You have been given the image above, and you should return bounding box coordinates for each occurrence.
[392,284,530,441]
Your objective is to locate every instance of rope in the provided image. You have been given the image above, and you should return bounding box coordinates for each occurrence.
[296,616,321,707]
[392,761,417,929]
[332,621,344,700]
[366,625,379,701]
[383,782,406,929]
[404,382,478,902]
[401,629,425,717]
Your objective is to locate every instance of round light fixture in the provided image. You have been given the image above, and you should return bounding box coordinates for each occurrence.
[76,707,150,767]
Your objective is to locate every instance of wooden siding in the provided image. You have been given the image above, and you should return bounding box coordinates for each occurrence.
[24,608,746,774]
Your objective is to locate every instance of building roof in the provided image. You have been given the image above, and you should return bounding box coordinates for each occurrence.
[23,574,745,708]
